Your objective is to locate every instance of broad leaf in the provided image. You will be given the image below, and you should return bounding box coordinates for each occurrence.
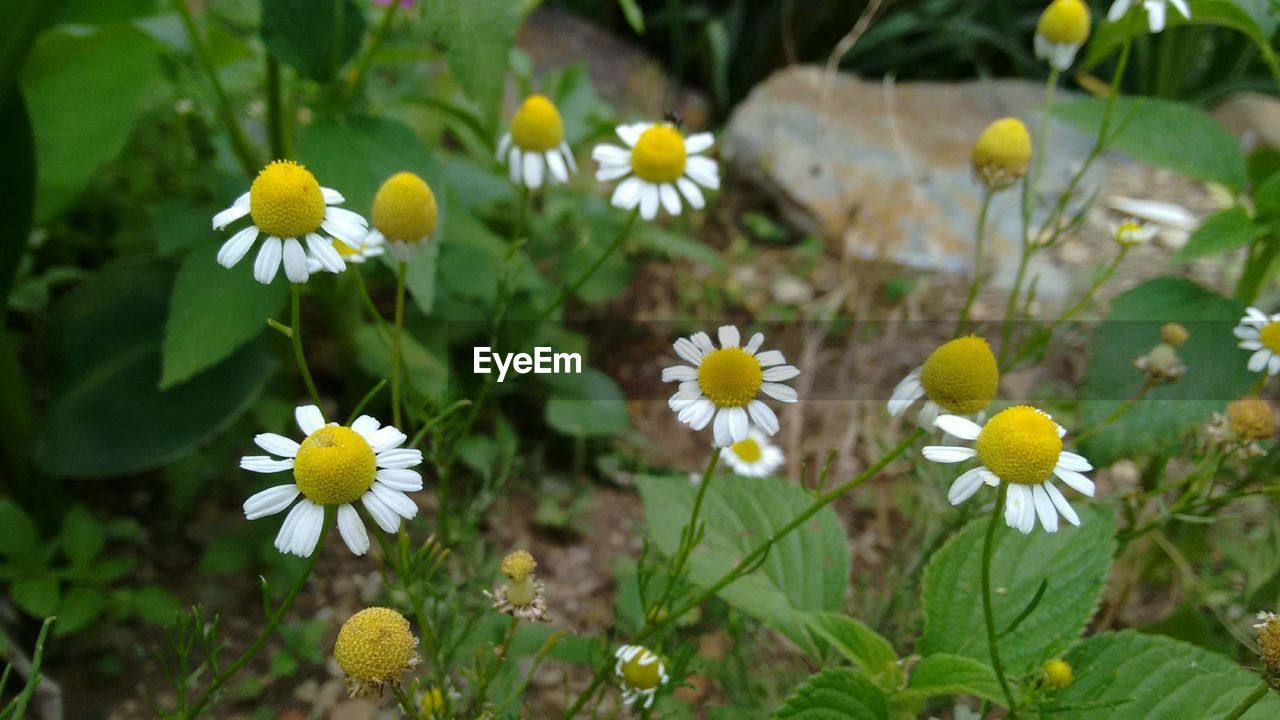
[1079,278,1255,465]
[1175,207,1270,261]
[0,499,38,556]
[900,653,1004,706]
[423,0,520,121]
[12,576,60,618]
[772,668,890,720]
[54,586,107,636]
[0,89,35,305]
[637,474,850,656]
[917,504,1115,677]
[1050,630,1280,718]
[260,0,365,82]
[804,612,900,687]
[544,368,629,438]
[60,505,105,566]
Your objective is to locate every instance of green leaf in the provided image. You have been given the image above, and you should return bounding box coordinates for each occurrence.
[21,26,160,223]
[0,0,69,96]
[161,247,287,389]
[772,668,890,720]
[618,0,645,34]
[1079,278,1256,465]
[54,586,107,636]
[803,612,900,687]
[0,499,37,556]
[1054,96,1245,191]
[353,322,448,405]
[1254,172,1280,223]
[36,260,279,478]
[260,0,365,82]
[423,0,520,121]
[917,504,1115,678]
[1050,630,1280,718]
[403,238,439,316]
[899,653,1004,706]
[1175,207,1270,261]
[544,368,629,438]
[633,224,725,269]
[1083,0,1279,76]
[12,576,60,618]
[128,585,182,626]
[0,89,35,305]
[636,474,850,656]
[60,505,105,566]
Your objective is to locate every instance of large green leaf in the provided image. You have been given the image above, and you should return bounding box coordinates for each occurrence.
[1079,278,1255,465]
[0,88,34,305]
[260,0,365,82]
[899,653,1004,706]
[1050,630,1280,718]
[35,260,278,478]
[299,114,440,216]
[423,0,520,121]
[636,474,850,655]
[0,0,69,96]
[804,612,900,687]
[1175,207,1270,261]
[544,368,629,438]
[917,504,1115,677]
[21,26,160,223]
[1054,96,1245,191]
[772,668,890,720]
[161,247,287,389]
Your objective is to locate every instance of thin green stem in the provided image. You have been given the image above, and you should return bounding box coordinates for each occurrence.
[1223,681,1270,720]
[290,285,322,406]
[171,0,259,177]
[265,55,288,160]
[535,209,639,326]
[957,190,993,335]
[1074,376,1153,445]
[345,0,399,98]
[650,449,721,620]
[982,483,1017,716]
[391,262,407,427]
[1021,66,1059,236]
[473,615,520,712]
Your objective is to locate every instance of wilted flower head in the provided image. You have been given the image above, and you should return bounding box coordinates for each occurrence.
[486,550,550,623]
[889,336,999,429]
[1160,322,1189,348]
[1228,397,1276,441]
[368,171,438,262]
[971,118,1031,192]
[615,644,669,709]
[1134,342,1186,382]
[1255,611,1280,688]
[1035,0,1091,70]
[1042,658,1074,688]
[333,607,419,697]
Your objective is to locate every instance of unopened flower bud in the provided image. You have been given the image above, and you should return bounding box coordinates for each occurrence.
[1160,322,1189,347]
[972,118,1032,192]
[1042,658,1073,688]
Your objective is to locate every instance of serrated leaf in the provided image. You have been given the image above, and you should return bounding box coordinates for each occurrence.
[637,474,849,656]
[804,612,900,687]
[1175,207,1270,261]
[161,247,287,389]
[260,0,364,82]
[60,505,105,566]
[423,0,520,121]
[1051,630,1280,718]
[1054,96,1245,191]
[772,668,890,719]
[12,576,60,618]
[544,368,628,438]
[900,653,1004,705]
[1079,278,1255,465]
[917,504,1115,677]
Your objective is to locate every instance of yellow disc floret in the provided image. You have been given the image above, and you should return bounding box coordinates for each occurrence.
[631,125,688,183]
[976,406,1062,486]
[510,95,565,152]
[731,437,763,463]
[697,348,763,408]
[1260,323,1280,354]
[333,607,416,683]
[1042,658,1073,688]
[919,336,999,415]
[1037,0,1091,45]
[1227,397,1276,440]
[619,647,664,690]
[1160,322,1189,347]
[293,426,376,505]
[249,160,326,239]
[971,118,1032,191]
[372,172,438,244]
[501,550,537,581]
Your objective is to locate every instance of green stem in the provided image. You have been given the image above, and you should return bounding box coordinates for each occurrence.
[345,0,399,98]
[1223,681,1269,720]
[171,0,259,177]
[650,449,721,620]
[1021,66,1059,235]
[1074,376,1153,445]
[265,55,288,160]
[999,225,1034,366]
[290,285,322,407]
[187,508,332,717]
[534,208,639,326]
[982,483,1017,715]
[391,262,407,427]
[473,615,520,712]
[957,190,993,335]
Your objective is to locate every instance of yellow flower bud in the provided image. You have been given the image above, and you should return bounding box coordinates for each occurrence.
[1037,0,1091,45]
[1043,658,1074,688]
[1160,322,1189,347]
[972,118,1032,192]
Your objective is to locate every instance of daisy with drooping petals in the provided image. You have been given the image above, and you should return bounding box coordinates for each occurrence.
[722,429,785,478]
[922,406,1095,534]
[307,231,385,274]
[364,171,439,263]
[1107,0,1190,33]
[497,94,577,189]
[888,336,999,430]
[663,326,799,448]
[213,160,369,285]
[241,405,423,557]
[1034,0,1091,71]
[1236,307,1280,376]
[1111,217,1158,246]
[592,121,719,220]
[614,644,669,709]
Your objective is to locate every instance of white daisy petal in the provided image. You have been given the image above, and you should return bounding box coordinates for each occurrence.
[376,448,423,469]
[216,226,259,268]
[523,151,545,189]
[561,141,578,173]
[336,503,370,555]
[684,132,714,154]
[370,483,418,520]
[947,467,986,505]
[1240,340,1263,351]
[675,177,706,210]
[754,350,786,367]
[726,406,749,443]
[673,338,705,364]
[496,133,511,162]
[509,148,523,184]
[887,372,924,417]
[1032,484,1059,533]
[1057,451,1093,472]
[253,237,283,284]
[254,433,300,458]
[360,491,401,533]
[662,365,698,383]
[546,150,569,184]
[682,397,716,430]
[934,415,983,441]
[306,234,346,274]
[592,143,631,165]
[761,382,798,403]
[718,325,740,348]
[1054,467,1096,497]
[744,332,764,354]
[368,426,408,453]
[295,405,325,435]
[747,399,779,435]
[713,408,734,448]
[350,415,380,441]
[243,484,300,519]
[375,468,423,492]
[611,176,645,210]
[1108,0,1132,22]
[240,456,295,473]
[617,123,648,147]
[685,156,720,190]
[639,183,660,220]
[922,445,978,463]
[291,500,326,557]
[273,499,306,554]
[659,183,682,215]
[691,332,715,354]
[597,163,633,182]
[1044,481,1081,526]
[1249,349,1272,373]
[763,365,801,382]
[212,199,251,230]
[321,187,345,204]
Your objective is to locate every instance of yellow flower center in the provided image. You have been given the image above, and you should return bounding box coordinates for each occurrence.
[333,607,415,682]
[971,118,1032,191]
[631,125,688,183]
[501,550,537,582]
[510,94,565,152]
[1227,397,1276,440]
[621,649,663,691]
[372,171,438,244]
[1042,658,1074,689]
[292,426,376,505]
[1037,0,1091,45]
[697,347,763,408]
[976,406,1062,486]
[919,336,999,415]
[1260,322,1280,354]
[249,160,326,239]
[731,437,763,463]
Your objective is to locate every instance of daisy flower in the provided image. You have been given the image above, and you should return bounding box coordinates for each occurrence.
[1035,0,1091,71]
[888,336,999,430]
[497,94,577,189]
[662,325,799,447]
[592,120,719,220]
[1111,217,1157,246]
[240,404,423,557]
[306,230,385,274]
[485,550,550,623]
[614,644,669,709]
[365,171,438,263]
[922,406,1095,534]
[213,160,369,285]
[1236,307,1280,376]
[1107,0,1190,33]
[722,428,785,477]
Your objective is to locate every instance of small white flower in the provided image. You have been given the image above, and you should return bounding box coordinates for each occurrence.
[614,644,669,709]
[306,231,385,274]
[241,405,423,557]
[722,429,785,477]
[662,325,799,448]
[497,94,577,189]
[593,121,719,220]
[213,160,368,285]
[1236,307,1280,376]
[1110,218,1158,246]
[1108,0,1191,33]
[1108,196,1195,248]
[922,406,1095,534]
